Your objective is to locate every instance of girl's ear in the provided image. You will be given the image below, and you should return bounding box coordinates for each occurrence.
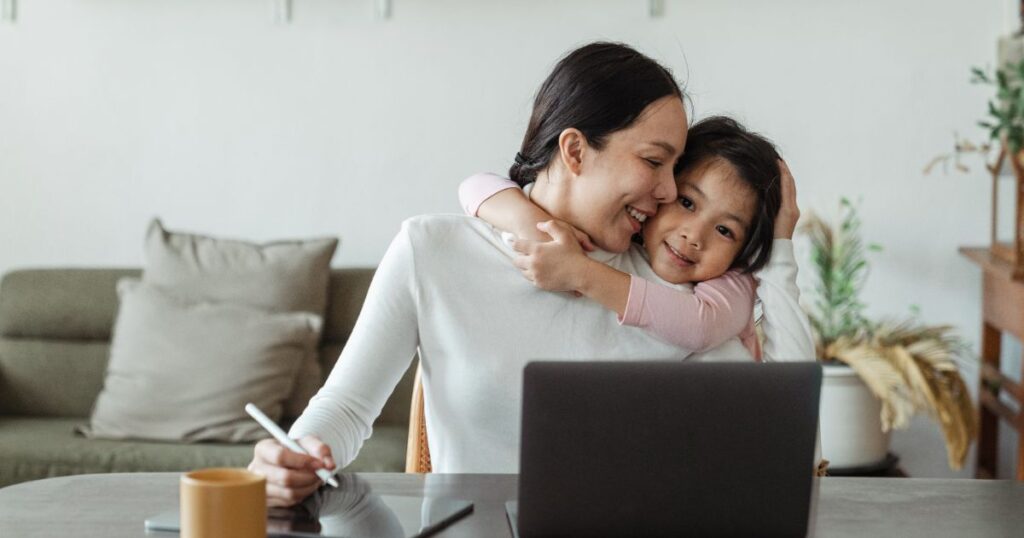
[556,128,589,176]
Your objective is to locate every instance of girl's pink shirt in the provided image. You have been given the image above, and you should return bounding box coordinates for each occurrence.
[458,173,762,359]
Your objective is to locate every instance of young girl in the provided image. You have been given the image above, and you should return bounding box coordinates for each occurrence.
[458,116,783,359]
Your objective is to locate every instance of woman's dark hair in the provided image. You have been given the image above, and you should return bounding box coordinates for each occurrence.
[676,116,782,274]
[509,42,683,186]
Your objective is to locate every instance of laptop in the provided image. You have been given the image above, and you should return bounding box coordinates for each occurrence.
[508,361,822,537]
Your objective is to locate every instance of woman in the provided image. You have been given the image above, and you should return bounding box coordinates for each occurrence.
[249,42,813,506]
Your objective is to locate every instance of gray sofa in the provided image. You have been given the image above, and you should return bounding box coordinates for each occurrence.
[0,268,417,488]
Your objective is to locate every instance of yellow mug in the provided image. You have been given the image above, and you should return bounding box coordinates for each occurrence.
[180,468,266,538]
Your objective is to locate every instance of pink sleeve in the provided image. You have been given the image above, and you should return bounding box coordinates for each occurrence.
[458,173,520,216]
[620,270,757,353]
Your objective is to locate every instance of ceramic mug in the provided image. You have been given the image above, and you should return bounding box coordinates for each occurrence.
[180,468,266,538]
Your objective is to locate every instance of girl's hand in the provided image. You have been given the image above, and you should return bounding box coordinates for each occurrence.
[511,220,594,292]
[566,225,597,252]
[774,160,800,239]
[514,219,596,252]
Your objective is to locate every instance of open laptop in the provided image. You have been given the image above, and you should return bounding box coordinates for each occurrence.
[507,361,822,537]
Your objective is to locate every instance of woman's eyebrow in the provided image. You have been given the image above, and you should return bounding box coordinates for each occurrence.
[645,141,678,154]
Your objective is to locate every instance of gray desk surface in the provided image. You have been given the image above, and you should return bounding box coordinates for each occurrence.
[0,472,1021,537]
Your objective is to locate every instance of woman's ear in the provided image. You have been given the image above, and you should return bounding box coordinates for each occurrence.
[557,128,588,176]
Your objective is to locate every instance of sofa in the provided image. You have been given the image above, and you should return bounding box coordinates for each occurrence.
[0,267,417,488]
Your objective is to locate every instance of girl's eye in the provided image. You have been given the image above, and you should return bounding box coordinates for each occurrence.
[716,225,734,239]
[678,196,694,210]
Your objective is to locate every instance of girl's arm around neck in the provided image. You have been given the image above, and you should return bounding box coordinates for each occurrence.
[513,220,754,353]
[458,173,519,216]
[619,271,756,352]
[458,173,552,242]
[574,259,632,316]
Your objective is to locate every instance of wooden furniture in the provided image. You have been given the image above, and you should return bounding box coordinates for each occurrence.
[961,246,1024,480]
[2,472,1023,537]
[405,363,432,473]
[986,146,1024,279]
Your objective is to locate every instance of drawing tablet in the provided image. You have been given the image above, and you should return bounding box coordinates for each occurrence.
[145,476,473,538]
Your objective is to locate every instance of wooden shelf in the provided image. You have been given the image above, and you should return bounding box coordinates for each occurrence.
[961,246,1024,480]
[961,246,1019,276]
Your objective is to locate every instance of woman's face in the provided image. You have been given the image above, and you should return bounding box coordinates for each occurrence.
[641,158,757,284]
[568,96,687,253]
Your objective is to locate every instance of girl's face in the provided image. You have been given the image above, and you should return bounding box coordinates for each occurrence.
[641,158,757,284]
[565,96,687,253]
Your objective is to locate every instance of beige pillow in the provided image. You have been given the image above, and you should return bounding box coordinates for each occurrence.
[80,280,321,443]
[142,218,337,417]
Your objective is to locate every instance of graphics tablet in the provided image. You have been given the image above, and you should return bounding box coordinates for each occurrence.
[145,475,473,538]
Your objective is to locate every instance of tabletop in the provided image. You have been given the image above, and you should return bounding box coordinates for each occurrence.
[0,472,1022,537]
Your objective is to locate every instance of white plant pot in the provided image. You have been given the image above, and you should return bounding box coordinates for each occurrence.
[819,364,892,470]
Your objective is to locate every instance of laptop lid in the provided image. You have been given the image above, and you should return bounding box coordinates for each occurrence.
[517,361,821,537]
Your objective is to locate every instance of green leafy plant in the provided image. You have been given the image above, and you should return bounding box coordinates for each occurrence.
[801,199,977,470]
[922,61,1024,175]
[973,59,1024,152]
[802,198,880,354]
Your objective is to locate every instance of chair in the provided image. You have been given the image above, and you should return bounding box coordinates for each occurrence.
[405,363,432,473]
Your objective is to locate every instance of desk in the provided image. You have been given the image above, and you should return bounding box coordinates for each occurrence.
[0,473,1021,537]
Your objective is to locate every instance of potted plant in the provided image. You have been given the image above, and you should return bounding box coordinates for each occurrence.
[801,199,977,471]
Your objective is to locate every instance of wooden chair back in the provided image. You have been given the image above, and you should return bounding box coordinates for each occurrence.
[405,363,432,473]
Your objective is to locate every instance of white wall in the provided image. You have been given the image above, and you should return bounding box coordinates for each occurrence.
[0,1,1013,476]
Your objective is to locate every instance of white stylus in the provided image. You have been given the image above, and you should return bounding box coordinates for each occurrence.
[245,403,339,488]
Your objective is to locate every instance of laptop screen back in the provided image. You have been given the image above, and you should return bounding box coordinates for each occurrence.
[517,361,821,537]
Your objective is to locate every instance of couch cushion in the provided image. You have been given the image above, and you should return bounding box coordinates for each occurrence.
[322,269,375,347]
[0,338,109,417]
[143,219,338,317]
[143,219,337,417]
[0,267,416,431]
[0,417,408,488]
[0,269,140,340]
[82,280,321,443]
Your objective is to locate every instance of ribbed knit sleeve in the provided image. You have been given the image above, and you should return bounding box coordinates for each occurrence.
[288,221,421,469]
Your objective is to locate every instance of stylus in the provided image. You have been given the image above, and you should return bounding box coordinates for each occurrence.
[245,403,340,488]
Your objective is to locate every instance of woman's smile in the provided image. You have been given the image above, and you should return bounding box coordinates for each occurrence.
[626,206,650,233]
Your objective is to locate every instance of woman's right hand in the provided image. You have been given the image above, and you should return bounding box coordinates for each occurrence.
[249,436,336,507]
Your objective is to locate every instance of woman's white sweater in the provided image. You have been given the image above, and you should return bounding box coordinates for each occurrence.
[289,215,815,473]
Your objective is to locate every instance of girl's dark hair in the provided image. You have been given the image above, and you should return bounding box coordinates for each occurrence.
[676,116,782,274]
[509,42,682,186]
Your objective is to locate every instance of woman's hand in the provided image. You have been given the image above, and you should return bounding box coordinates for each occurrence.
[512,220,595,292]
[774,160,800,239]
[249,436,336,507]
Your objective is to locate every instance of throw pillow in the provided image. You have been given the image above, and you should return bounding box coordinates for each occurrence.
[79,279,322,443]
[142,218,337,417]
